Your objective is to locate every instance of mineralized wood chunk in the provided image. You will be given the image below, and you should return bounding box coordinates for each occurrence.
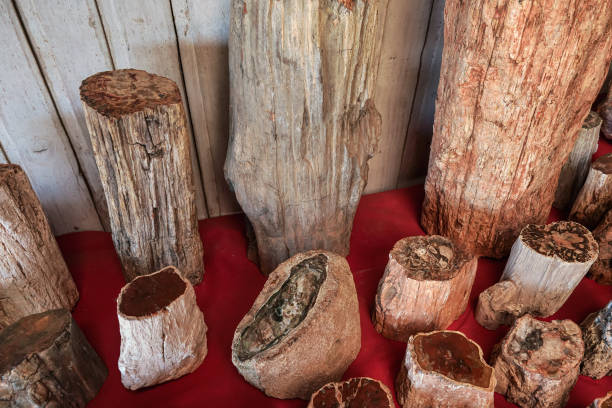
[0,309,107,407]
[580,301,612,379]
[493,315,584,408]
[372,235,477,341]
[396,330,495,407]
[307,377,394,408]
[599,82,612,140]
[0,164,78,329]
[570,154,612,230]
[231,251,360,399]
[117,266,207,390]
[80,69,203,284]
[588,391,612,408]
[589,209,612,284]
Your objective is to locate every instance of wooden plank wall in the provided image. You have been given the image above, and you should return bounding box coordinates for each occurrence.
[0,0,445,234]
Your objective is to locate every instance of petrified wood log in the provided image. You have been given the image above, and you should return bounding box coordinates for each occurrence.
[475,280,526,330]
[0,164,78,330]
[117,266,207,390]
[396,330,495,407]
[421,0,612,258]
[307,377,394,408]
[492,315,584,408]
[225,0,387,274]
[589,208,612,284]
[372,235,477,341]
[571,153,612,230]
[599,82,612,140]
[0,309,107,407]
[231,251,360,399]
[588,391,612,408]
[80,69,204,284]
[554,111,602,209]
[580,301,612,379]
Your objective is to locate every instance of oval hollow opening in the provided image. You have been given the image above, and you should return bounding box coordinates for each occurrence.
[119,267,186,317]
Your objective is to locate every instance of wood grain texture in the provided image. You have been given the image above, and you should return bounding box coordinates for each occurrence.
[589,208,612,285]
[580,301,612,379]
[570,153,612,229]
[421,0,612,258]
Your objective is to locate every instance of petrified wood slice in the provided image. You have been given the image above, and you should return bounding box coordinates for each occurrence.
[231,251,360,399]
[307,377,394,408]
[80,69,204,284]
[372,235,477,341]
[588,391,612,408]
[396,330,495,407]
[0,309,107,407]
[493,315,584,408]
[117,266,207,390]
[570,153,612,230]
[0,164,78,329]
[580,301,612,379]
[589,208,612,284]
[225,0,387,274]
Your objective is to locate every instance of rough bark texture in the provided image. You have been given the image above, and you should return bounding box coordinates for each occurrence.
[421,0,612,259]
[588,391,612,408]
[589,208,612,284]
[396,330,495,408]
[554,111,602,210]
[80,69,204,284]
[493,315,584,408]
[226,0,387,274]
[580,301,612,379]
[231,251,360,400]
[307,377,394,408]
[0,164,78,330]
[0,309,107,407]
[570,154,612,230]
[372,235,477,341]
[117,266,207,390]
[475,280,526,330]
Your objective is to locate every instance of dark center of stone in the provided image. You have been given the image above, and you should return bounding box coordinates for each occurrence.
[520,221,596,263]
[119,268,186,317]
[312,378,391,408]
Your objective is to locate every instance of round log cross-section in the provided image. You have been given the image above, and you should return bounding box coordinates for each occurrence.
[307,377,394,408]
[580,301,612,379]
[570,153,612,230]
[80,69,204,284]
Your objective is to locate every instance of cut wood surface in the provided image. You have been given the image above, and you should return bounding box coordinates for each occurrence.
[588,391,612,408]
[81,69,204,284]
[580,301,612,379]
[590,208,612,285]
[421,0,612,258]
[570,153,612,229]
[307,377,394,408]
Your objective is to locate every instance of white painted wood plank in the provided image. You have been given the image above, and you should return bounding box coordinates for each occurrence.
[0,0,102,234]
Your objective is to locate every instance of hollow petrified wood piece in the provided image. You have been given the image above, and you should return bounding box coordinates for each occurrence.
[80,69,203,284]
[225,0,387,274]
[396,330,495,407]
[570,153,612,230]
[117,266,207,390]
[580,301,612,379]
[588,391,612,408]
[0,164,78,329]
[307,377,394,408]
[0,309,107,407]
[372,235,477,341]
[231,251,360,399]
[492,315,584,408]
[589,209,612,284]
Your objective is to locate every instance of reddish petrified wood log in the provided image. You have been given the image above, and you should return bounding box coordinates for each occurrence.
[421,0,612,258]
[396,330,495,407]
[372,235,477,341]
[589,208,612,284]
[570,153,612,230]
[580,301,612,379]
[588,391,612,408]
[492,315,584,408]
[307,377,394,408]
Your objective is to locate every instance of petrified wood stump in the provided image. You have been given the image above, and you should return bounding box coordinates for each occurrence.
[80,69,204,284]
[231,251,360,399]
[571,153,612,230]
[421,0,612,258]
[0,164,78,329]
[588,391,612,408]
[0,309,107,407]
[117,266,207,390]
[396,330,495,407]
[307,377,394,408]
[372,235,477,341]
[225,0,387,274]
[492,315,584,408]
[589,209,612,284]
[600,82,612,140]
[580,301,612,379]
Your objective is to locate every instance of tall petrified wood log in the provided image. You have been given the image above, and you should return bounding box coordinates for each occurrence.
[588,391,612,408]
[492,315,584,408]
[580,301,612,379]
[570,153,612,230]
[307,377,394,408]
[0,309,107,407]
[475,221,598,329]
[372,235,477,341]
[396,330,495,407]
[231,251,360,399]
[0,164,78,329]
[421,0,612,258]
[80,69,204,284]
[225,0,387,274]
[117,266,207,390]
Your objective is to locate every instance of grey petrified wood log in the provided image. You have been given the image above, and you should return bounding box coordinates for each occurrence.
[0,164,78,330]
[0,309,107,407]
[225,0,387,274]
[570,153,612,230]
[117,266,207,390]
[589,209,612,284]
[80,69,203,284]
[588,391,612,408]
[307,377,394,408]
[421,0,612,258]
[580,301,612,379]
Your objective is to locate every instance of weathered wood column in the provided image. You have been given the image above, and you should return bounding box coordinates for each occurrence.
[421,0,612,258]
[226,0,387,273]
[80,69,204,284]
